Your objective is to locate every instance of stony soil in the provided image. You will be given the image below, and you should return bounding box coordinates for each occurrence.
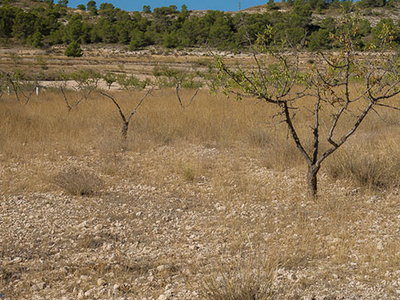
[1,143,400,299]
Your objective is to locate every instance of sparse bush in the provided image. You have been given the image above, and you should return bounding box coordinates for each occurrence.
[247,128,271,147]
[152,66,162,77]
[183,166,196,182]
[326,146,400,190]
[200,257,276,300]
[53,168,103,196]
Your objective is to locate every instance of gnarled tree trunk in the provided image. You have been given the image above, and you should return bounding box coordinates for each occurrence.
[307,164,320,199]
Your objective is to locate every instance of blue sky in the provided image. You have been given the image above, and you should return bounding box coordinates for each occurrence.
[67,1,267,12]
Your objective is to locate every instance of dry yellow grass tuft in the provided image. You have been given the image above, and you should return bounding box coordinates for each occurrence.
[1,88,400,299]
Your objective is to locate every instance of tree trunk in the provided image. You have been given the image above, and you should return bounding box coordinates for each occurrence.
[121,122,129,139]
[307,164,320,199]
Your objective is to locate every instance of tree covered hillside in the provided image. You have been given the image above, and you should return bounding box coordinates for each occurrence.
[1,0,400,52]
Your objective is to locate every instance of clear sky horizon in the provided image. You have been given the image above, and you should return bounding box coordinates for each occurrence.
[67,0,268,12]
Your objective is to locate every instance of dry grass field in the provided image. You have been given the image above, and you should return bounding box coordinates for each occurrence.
[1,88,400,299]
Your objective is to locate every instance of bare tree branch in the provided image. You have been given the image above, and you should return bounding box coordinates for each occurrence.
[176,80,200,110]
[318,102,374,166]
[7,74,35,106]
[99,88,153,139]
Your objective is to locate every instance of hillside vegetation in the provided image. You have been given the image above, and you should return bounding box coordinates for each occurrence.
[1,0,400,52]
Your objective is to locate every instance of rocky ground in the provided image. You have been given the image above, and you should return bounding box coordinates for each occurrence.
[1,143,400,299]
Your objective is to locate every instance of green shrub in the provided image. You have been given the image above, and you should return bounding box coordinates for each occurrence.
[116,74,149,90]
[65,41,83,57]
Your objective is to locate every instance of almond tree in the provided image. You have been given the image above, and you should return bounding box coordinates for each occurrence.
[216,13,400,198]
[58,70,99,114]
[103,72,117,89]
[99,88,153,139]
[0,69,36,105]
